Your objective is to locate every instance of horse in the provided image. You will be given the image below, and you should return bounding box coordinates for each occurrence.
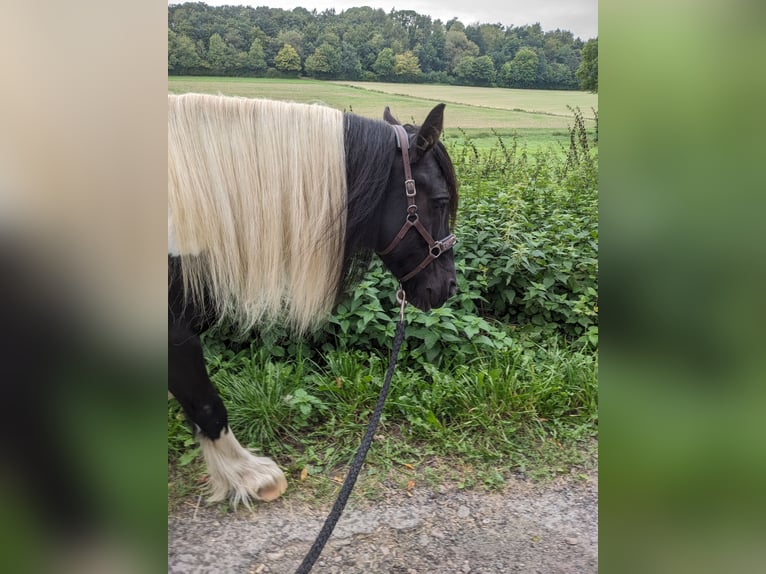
[168,93,458,507]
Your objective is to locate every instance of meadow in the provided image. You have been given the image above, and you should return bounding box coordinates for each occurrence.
[168,78,598,508]
[168,77,597,149]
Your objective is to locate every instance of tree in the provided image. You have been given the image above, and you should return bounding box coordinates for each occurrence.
[247,38,267,75]
[577,38,598,92]
[476,24,505,59]
[453,55,495,86]
[498,61,513,87]
[338,42,363,80]
[372,47,395,80]
[168,29,179,72]
[361,32,386,69]
[274,44,301,75]
[547,62,575,89]
[277,29,305,59]
[168,29,202,74]
[304,42,341,78]
[444,29,479,72]
[167,3,595,88]
[207,33,231,75]
[453,56,476,85]
[393,51,422,82]
[507,47,539,88]
[419,24,446,73]
[472,55,496,86]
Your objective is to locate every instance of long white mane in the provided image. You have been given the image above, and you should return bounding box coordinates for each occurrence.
[168,93,347,333]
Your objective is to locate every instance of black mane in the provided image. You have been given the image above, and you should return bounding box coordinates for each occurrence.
[426,136,459,226]
[339,113,397,292]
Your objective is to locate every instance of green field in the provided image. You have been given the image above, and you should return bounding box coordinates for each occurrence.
[334,81,598,119]
[168,77,597,150]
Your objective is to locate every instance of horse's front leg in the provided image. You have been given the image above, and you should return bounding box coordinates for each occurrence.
[169,323,287,507]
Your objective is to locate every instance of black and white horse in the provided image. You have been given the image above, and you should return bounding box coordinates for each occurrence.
[168,93,458,507]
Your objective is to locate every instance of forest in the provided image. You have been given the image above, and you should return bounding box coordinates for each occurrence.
[168,3,598,91]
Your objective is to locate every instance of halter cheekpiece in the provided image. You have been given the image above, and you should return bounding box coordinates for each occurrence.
[377,124,457,282]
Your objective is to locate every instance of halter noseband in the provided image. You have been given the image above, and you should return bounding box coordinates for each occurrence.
[377,124,457,283]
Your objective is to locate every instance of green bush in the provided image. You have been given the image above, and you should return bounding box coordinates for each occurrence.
[446,110,598,346]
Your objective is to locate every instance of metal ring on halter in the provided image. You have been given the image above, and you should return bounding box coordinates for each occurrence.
[396,287,407,321]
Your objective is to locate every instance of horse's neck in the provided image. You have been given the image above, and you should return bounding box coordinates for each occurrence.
[341,116,396,265]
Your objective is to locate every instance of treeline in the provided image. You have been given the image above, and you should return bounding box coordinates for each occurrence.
[168,3,598,91]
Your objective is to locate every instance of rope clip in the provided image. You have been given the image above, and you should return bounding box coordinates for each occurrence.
[396,286,407,322]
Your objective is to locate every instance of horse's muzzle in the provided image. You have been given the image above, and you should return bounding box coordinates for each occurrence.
[409,279,457,312]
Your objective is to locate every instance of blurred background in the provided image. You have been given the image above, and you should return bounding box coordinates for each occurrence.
[1,2,167,573]
[600,0,766,571]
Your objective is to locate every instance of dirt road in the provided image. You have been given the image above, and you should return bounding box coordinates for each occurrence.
[169,469,597,573]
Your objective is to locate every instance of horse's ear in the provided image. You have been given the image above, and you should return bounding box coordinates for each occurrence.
[411,103,445,162]
[383,106,401,125]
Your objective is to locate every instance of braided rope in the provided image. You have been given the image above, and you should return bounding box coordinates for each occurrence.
[294,314,407,574]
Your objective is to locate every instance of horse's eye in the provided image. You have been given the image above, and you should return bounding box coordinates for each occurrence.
[433,198,449,210]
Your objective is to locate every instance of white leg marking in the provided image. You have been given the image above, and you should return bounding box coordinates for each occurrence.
[199,427,287,508]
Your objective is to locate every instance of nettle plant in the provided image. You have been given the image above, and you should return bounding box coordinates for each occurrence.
[454,178,598,345]
[324,262,516,365]
[445,112,598,347]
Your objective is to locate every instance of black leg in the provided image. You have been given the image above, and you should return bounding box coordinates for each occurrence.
[168,323,227,440]
[168,255,287,506]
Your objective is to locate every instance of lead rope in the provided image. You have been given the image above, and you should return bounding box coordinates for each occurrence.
[294,288,408,574]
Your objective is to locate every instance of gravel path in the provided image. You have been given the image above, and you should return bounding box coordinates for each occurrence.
[168,469,597,573]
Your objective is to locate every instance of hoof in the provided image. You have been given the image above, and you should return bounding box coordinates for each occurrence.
[199,427,287,508]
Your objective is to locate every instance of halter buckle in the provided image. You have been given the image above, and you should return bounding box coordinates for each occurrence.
[405,180,416,196]
[440,234,457,251]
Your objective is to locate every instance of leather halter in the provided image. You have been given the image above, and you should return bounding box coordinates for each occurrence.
[378,124,457,283]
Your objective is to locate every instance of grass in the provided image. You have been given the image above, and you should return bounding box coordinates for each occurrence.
[168,76,598,143]
[168,341,597,511]
[333,81,598,117]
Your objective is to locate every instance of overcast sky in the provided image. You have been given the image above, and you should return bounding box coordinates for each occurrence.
[192,1,598,40]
